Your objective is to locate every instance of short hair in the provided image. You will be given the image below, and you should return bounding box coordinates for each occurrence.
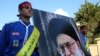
[80,25,88,30]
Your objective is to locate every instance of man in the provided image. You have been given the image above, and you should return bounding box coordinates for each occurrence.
[80,25,89,49]
[56,34,84,56]
[0,1,39,56]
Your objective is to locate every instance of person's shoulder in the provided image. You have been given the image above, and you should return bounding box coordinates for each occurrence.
[7,21,19,24]
[3,21,20,28]
[5,21,20,26]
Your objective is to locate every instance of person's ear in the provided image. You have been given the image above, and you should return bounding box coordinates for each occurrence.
[18,9,22,14]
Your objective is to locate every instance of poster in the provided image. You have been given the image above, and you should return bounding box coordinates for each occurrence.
[32,9,89,56]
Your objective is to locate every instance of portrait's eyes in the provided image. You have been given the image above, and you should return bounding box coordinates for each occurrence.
[60,45,64,49]
[59,42,69,49]
[59,42,75,51]
[65,42,70,47]
[65,42,76,48]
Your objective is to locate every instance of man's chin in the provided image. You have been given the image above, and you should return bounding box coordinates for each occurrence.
[74,48,84,56]
[25,16,31,18]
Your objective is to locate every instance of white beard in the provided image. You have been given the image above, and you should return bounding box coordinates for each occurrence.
[57,47,84,56]
[74,48,85,56]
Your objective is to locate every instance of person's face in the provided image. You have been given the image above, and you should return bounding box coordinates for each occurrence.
[57,34,81,56]
[19,5,32,18]
[82,27,88,34]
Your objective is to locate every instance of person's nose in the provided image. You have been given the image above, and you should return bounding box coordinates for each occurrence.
[64,47,71,56]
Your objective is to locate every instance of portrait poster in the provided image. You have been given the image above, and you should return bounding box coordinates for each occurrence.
[32,9,88,56]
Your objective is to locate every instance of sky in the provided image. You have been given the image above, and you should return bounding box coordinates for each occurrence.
[0,0,99,30]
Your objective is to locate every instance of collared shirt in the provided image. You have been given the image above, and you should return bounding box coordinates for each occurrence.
[80,32,87,47]
[0,19,39,56]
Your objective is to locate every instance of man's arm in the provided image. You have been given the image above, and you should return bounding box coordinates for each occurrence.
[0,24,10,56]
